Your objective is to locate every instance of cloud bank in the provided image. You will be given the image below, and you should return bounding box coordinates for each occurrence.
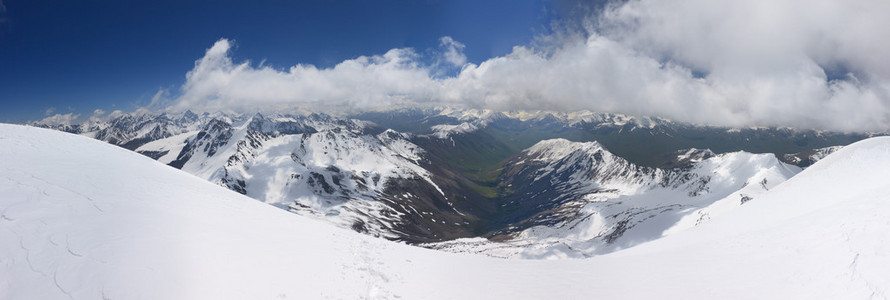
[167,0,890,132]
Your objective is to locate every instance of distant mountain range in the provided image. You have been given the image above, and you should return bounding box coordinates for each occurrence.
[30,107,878,257]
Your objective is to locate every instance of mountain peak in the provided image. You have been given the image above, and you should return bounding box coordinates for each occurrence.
[525,138,605,161]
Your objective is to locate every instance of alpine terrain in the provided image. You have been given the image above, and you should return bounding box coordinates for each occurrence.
[2,123,890,298]
[31,108,874,258]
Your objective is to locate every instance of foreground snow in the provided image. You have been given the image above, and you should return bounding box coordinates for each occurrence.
[2,124,888,299]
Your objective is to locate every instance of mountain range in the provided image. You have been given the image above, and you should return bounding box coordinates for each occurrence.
[31,107,875,257]
[2,123,888,298]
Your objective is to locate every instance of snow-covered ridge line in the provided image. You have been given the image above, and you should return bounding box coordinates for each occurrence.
[429,122,478,139]
[165,113,449,241]
[0,124,403,298]
[424,108,672,139]
[3,124,889,299]
[436,108,668,128]
[523,138,605,162]
[29,109,481,243]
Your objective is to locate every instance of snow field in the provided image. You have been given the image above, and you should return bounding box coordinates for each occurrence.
[2,124,888,299]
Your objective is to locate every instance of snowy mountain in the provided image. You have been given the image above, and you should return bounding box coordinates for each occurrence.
[29,108,875,250]
[355,107,873,168]
[782,145,845,167]
[137,112,472,243]
[427,139,801,258]
[2,124,889,299]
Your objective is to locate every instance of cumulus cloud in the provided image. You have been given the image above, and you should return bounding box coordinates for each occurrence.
[594,0,890,130]
[439,36,467,67]
[170,39,445,112]
[167,0,890,132]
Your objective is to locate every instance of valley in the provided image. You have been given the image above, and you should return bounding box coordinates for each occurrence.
[30,108,871,258]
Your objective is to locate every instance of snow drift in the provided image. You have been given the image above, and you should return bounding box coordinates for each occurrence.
[1,124,889,299]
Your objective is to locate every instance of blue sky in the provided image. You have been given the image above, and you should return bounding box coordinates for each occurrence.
[2,0,888,131]
[0,0,559,122]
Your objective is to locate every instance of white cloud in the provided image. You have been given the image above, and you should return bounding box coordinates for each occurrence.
[107,110,125,119]
[167,1,890,132]
[170,39,446,113]
[439,36,467,67]
[38,113,80,126]
[594,0,890,130]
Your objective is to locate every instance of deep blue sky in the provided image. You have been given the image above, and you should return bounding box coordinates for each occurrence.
[0,0,570,123]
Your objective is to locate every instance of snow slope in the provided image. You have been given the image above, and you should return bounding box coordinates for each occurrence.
[0,125,401,299]
[2,124,889,299]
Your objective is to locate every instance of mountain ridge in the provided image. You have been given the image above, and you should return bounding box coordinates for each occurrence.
[27,108,877,252]
[3,123,889,298]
